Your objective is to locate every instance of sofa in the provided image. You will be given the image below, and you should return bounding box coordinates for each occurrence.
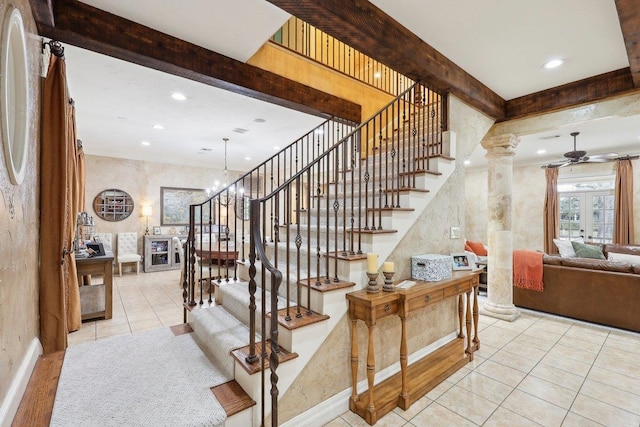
[513,243,640,333]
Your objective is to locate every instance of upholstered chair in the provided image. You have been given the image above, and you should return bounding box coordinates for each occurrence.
[116,232,141,276]
[93,232,113,252]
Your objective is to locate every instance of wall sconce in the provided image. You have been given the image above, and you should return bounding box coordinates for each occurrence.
[142,205,152,235]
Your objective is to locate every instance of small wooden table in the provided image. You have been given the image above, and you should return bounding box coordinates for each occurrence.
[195,247,239,267]
[346,271,480,425]
[75,251,114,321]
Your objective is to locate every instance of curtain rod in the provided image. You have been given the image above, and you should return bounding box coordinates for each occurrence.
[42,40,64,58]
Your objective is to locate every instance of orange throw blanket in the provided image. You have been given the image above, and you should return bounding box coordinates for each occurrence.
[513,250,544,292]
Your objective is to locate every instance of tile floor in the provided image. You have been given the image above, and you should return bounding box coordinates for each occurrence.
[69,272,640,427]
[68,268,185,346]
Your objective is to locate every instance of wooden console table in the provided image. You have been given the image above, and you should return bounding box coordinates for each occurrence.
[75,251,114,321]
[346,271,480,425]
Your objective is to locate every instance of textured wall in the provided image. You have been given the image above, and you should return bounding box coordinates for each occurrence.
[0,0,41,409]
[465,159,640,250]
[279,96,494,422]
[84,155,234,257]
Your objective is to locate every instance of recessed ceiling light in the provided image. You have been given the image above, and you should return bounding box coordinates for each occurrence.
[536,149,546,154]
[374,71,381,79]
[254,118,266,123]
[232,127,249,134]
[542,59,564,69]
[463,160,471,165]
[141,141,151,146]
[171,92,186,101]
[314,128,324,134]
[152,124,164,130]
[273,146,280,150]
[245,157,251,160]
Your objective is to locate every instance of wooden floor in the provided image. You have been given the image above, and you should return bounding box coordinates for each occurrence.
[12,323,254,426]
[12,351,64,427]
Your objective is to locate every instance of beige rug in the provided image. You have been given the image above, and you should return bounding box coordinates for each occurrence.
[50,328,227,427]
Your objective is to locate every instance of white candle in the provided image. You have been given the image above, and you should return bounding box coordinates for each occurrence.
[382,261,394,273]
[366,253,378,274]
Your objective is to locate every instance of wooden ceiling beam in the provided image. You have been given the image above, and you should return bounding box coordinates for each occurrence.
[266,0,506,121]
[615,0,640,87]
[504,68,637,121]
[28,0,55,28]
[33,0,362,125]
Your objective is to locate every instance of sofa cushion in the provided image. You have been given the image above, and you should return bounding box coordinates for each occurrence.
[560,257,633,273]
[603,244,640,257]
[607,252,640,266]
[553,238,583,258]
[543,254,562,265]
[571,241,605,260]
[466,240,487,256]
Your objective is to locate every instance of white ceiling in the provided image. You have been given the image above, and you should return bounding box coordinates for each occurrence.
[67,0,640,172]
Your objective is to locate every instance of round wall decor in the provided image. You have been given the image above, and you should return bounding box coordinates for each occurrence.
[1,7,29,185]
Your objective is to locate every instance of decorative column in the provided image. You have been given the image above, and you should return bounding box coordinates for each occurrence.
[480,134,521,321]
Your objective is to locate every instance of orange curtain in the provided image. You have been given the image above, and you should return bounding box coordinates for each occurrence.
[39,53,81,354]
[614,159,634,244]
[543,167,559,254]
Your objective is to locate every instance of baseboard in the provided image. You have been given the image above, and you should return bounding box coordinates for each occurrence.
[280,331,457,427]
[0,338,42,427]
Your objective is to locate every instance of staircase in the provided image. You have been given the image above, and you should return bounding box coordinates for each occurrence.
[181,82,454,426]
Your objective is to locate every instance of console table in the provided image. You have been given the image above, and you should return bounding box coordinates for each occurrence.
[75,251,114,321]
[346,271,480,425]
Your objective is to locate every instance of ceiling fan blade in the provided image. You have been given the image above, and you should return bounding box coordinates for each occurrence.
[547,160,571,168]
[587,152,619,160]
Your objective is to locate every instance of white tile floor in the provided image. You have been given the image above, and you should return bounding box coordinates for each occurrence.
[324,312,640,427]
[69,272,640,427]
[68,268,185,346]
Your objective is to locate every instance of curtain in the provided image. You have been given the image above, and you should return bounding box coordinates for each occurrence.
[39,53,81,354]
[543,167,559,254]
[614,159,634,244]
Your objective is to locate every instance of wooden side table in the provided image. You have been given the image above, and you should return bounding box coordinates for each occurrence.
[75,251,114,320]
[346,271,480,425]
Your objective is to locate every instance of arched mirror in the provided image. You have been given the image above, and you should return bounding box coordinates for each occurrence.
[93,189,134,221]
[1,7,29,185]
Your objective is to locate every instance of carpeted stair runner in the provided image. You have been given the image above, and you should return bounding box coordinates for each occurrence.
[217,281,293,329]
[189,304,252,380]
[50,328,227,427]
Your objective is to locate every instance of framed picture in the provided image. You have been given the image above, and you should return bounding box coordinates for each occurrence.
[160,187,209,226]
[451,253,472,271]
[153,226,161,235]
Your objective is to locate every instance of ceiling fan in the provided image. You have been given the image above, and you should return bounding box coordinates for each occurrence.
[545,132,622,168]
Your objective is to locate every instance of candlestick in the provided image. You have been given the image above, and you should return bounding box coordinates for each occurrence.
[382,271,395,292]
[366,272,380,293]
[382,261,394,273]
[366,253,378,274]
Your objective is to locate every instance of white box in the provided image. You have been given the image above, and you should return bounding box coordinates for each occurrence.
[411,254,452,281]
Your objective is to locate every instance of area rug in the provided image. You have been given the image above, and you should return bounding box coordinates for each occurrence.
[50,328,227,427]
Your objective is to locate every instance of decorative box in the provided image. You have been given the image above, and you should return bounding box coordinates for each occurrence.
[411,254,452,281]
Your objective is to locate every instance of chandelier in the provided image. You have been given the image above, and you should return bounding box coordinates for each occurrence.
[206,138,243,206]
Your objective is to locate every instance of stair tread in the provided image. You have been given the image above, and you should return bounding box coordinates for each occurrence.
[266,307,330,330]
[299,276,357,292]
[231,339,298,375]
[211,380,256,417]
[399,169,442,177]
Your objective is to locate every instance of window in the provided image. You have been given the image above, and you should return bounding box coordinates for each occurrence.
[558,177,614,243]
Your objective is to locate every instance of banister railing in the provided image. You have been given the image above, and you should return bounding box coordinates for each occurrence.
[271,16,415,97]
[183,81,446,426]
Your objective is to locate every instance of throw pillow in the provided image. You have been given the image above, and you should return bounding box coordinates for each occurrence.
[571,241,605,260]
[553,237,584,258]
[466,240,487,256]
[607,252,640,266]
[464,243,473,252]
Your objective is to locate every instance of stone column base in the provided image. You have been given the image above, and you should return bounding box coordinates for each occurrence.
[480,300,521,322]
